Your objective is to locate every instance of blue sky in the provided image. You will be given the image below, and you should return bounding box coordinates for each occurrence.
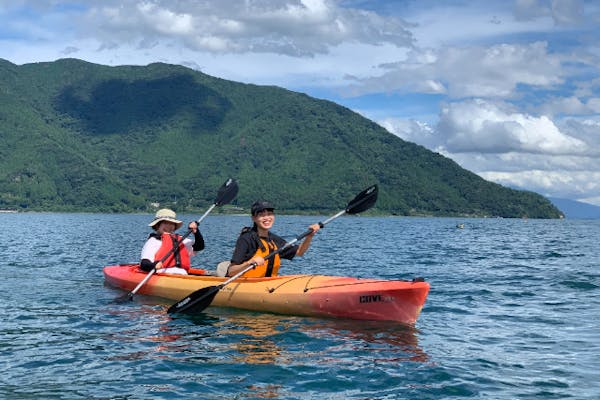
[1,0,600,205]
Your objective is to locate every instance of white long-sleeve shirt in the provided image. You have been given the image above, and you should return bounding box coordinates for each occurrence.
[140,235,196,261]
[140,235,196,275]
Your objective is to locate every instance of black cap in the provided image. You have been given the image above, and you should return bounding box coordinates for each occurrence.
[251,200,275,215]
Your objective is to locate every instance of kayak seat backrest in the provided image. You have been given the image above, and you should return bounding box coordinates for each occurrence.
[216,261,230,277]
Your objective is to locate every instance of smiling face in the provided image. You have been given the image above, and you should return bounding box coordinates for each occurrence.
[156,221,177,234]
[252,209,275,233]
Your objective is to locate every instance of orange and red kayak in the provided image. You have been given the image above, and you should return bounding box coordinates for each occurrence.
[103,264,430,324]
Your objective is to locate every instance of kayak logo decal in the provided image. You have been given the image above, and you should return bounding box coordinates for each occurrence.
[175,297,190,308]
[359,294,395,303]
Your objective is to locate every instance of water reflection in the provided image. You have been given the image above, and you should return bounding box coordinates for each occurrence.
[103,304,186,361]
[187,309,429,366]
[105,300,429,375]
[199,312,291,365]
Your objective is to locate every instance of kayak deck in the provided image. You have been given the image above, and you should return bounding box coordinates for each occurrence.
[104,264,430,324]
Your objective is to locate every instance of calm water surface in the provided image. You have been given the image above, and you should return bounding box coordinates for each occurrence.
[1,213,598,399]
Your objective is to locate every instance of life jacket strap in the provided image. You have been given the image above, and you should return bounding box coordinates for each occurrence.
[264,240,276,277]
[170,234,182,267]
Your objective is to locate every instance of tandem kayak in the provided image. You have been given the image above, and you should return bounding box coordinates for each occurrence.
[103,264,430,324]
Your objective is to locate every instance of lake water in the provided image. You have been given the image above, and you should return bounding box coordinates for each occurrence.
[1,213,598,399]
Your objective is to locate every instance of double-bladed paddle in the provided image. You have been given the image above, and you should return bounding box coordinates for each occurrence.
[167,184,378,315]
[116,178,239,303]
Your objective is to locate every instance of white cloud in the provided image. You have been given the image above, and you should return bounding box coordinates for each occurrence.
[561,117,600,146]
[380,100,600,203]
[379,117,440,151]
[382,98,592,159]
[437,99,588,155]
[346,42,564,98]
[77,0,414,56]
[480,169,600,200]
[539,96,600,116]
[136,2,195,36]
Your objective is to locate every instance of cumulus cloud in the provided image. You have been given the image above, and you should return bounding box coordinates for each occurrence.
[76,0,414,56]
[383,98,591,158]
[539,96,600,116]
[379,117,440,151]
[381,99,600,202]
[346,42,564,98]
[480,169,600,199]
[437,99,588,155]
[561,117,600,146]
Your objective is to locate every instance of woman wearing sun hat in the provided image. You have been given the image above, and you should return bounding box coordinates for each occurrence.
[140,208,205,275]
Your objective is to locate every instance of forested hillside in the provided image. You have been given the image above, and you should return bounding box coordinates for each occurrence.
[0,58,562,218]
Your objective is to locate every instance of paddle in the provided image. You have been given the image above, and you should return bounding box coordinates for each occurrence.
[167,184,378,315]
[116,178,239,302]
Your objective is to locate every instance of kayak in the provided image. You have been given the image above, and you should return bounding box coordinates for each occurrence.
[103,264,430,324]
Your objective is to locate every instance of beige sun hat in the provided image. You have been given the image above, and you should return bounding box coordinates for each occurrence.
[149,208,183,230]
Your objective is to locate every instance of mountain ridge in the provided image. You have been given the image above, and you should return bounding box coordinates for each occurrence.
[0,58,562,218]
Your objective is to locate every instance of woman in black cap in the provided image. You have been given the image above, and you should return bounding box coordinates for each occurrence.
[225,200,320,277]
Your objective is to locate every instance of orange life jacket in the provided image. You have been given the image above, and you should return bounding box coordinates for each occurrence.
[154,233,191,270]
[241,236,281,278]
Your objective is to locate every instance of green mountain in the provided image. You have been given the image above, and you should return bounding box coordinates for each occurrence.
[0,58,562,218]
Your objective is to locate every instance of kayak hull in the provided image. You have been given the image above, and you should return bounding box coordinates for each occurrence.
[103,264,430,324]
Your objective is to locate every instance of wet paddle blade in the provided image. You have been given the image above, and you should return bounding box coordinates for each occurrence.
[214,178,239,206]
[113,292,134,303]
[167,285,221,314]
[346,184,378,214]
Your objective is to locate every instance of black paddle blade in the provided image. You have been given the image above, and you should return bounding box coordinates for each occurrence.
[112,292,134,304]
[214,178,238,206]
[346,184,378,214]
[167,285,221,314]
